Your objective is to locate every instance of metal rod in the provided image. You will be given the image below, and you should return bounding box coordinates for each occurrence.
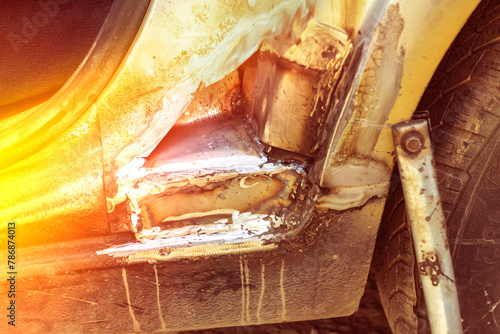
[393,119,463,334]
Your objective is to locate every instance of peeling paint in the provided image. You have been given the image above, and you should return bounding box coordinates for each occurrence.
[100,213,279,257]
[101,241,277,264]
[114,0,316,175]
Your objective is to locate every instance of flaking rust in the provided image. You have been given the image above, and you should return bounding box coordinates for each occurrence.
[419,251,443,287]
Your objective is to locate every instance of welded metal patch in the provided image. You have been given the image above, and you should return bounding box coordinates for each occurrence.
[312,4,405,210]
[245,19,351,156]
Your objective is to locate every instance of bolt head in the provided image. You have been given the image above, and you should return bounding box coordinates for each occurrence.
[404,134,423,153]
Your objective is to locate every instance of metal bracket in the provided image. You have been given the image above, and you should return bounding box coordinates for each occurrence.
[393,119,463,334]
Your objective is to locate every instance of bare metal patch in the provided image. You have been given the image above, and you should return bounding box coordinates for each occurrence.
[314,4,405,210]
[354,4,405,156]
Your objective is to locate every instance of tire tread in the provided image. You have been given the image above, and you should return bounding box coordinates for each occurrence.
[374,1,500,333]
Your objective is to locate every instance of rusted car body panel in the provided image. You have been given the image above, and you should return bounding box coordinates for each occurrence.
[0,0,479,332]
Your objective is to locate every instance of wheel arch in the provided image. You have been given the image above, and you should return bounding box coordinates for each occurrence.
[315,0,481,211]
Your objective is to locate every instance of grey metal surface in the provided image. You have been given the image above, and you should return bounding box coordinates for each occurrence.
[393,119,463,334]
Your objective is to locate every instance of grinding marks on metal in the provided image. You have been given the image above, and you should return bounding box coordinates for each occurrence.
[393,118,463,334]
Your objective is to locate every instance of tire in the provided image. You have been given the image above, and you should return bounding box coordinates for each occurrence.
[373,0,500,333]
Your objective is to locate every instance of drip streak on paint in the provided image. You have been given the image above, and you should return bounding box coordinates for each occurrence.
[122,268,142,332]
[154,265,167,331]
[280,259,287,322]
[257,260,266,324]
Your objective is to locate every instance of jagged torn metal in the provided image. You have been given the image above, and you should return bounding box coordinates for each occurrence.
[98,212,282,258]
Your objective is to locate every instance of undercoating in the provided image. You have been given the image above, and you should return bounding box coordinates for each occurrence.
[14,199,384,333]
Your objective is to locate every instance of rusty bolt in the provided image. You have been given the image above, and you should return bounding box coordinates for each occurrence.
[428,252,437,262]
[404,133,423,153]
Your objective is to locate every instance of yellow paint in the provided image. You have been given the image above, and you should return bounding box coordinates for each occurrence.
[315,0,370,39]
[370,0,481,167]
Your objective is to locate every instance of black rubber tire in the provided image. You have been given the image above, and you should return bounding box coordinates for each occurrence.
[374,0,500,333]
